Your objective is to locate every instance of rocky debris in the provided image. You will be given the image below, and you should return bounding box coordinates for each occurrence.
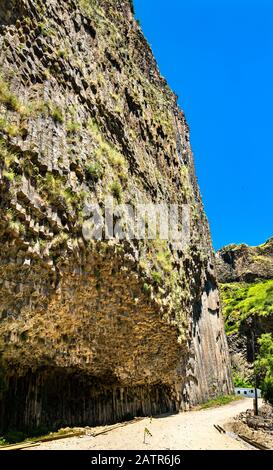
[226,404,273,450]
[238,403,273,432]
[0,0,232,433]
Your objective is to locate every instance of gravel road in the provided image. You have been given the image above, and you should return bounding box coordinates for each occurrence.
[31,398,256,450]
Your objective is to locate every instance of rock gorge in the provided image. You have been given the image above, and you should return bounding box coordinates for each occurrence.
[0,0,232,433]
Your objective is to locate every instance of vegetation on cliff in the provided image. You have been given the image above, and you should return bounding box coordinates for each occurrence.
[218,238,273,389]
[221,280,273,335]
[0,0,233,432]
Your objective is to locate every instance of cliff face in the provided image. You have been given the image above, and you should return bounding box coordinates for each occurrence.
[216,239,273,384]
[0,0,232,433]
[216,238,273,284]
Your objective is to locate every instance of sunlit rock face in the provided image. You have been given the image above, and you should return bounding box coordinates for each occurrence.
[0,0,232,432]
[216,239,273,385]
[216,238,273,283]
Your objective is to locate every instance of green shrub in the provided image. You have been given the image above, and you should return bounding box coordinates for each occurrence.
[87,117,100,135]
[50,105,64,124]
[261,376,273,406]
[6,123,21,137]
[142,283,152,294]
[57,48,69,60]
[3,170,15,181]
[255,333,273,406]
[0,119,21,138]
[0,118,6,132]
[41,173,79,208]
[87,118,127,175]
[96,141,126,169]
[37,21,55,37]
[0,76,26,113]
[0,139,18,168]
[66,121,81,134]
[44,172,63,195]
[110,181,122,202]
[79,0,105,18]
[155,240,172,273]
[8,220,25,235]
[86,163,103,182]
[233,373,252,388]
[151,270,162,285]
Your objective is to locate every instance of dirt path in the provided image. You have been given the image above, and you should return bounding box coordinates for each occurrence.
[31,398,256,450]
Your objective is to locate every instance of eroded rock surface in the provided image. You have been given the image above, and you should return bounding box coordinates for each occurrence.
[216,238,273,284]
[0,0,232,432]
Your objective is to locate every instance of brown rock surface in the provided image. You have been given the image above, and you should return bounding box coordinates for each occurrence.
[216,238,273,283]
[0,0,232,433]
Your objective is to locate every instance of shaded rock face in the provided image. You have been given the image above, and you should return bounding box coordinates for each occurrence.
[0,0,232,432]
[226,313,273,384]
[227,318,269,384]
[216,238,273,283]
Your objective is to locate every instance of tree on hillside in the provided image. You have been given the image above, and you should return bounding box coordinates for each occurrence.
[255,333,273,406]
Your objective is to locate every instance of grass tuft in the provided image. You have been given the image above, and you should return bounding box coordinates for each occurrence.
[49,105,64,124]
[86,163,104,182]
[110,181,122,203]
[199,395,242,410]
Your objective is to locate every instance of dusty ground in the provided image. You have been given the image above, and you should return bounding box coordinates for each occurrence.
[28,398,259,450]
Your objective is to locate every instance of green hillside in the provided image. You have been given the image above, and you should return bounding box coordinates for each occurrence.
[221,279,273,335]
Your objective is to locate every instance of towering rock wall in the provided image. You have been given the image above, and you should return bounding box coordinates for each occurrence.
[0,0,232,433]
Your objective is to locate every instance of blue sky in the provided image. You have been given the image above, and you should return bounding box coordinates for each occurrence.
[134,0,273,250]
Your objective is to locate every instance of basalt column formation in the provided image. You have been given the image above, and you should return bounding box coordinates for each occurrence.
[0,0,232,432]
